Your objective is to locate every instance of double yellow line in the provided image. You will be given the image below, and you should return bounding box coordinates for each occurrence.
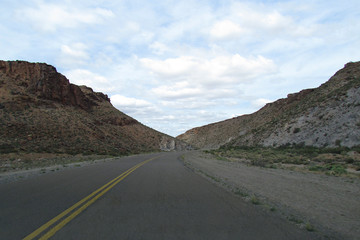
[23,157,157,240]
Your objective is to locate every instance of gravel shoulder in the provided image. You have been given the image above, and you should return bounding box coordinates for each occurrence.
[0,157,117,184]
[182,151,360,240]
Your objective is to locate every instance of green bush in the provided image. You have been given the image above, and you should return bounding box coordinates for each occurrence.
[305,223,315,232]
[251,196,260,205]
[327,164,346,175]
[309,165,324,171]
[309,164,346,175]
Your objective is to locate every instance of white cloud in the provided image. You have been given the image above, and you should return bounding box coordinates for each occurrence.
[141,56,197,78]
[210,4,316,41]
[136,52,278,125]
[3,0,359,137]
[241,10,292,32]
[251,98,273,109]
[153,84,236,102]
[111,95,153,108]
[210,20,245,39]
[141,54,276,85]
[152,82,203,100]
[160,99,216,109]
[141,54,276,101]
[58,43,89,67]
[61,43,88,59]
[202,55,277,83]
[65,69,112,93]
[153,115,176,121]
[111,94,160,117]
[149,42,170,55]
[17,2,114,32]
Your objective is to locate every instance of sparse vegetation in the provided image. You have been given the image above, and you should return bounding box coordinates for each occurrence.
[250,159,266,167]
[205,145,360,177]
[251,196,260,205]
[197,169,220,183]
[308,164,347,176]
[0,153,113,173]
[288,215,304,224]
[233,188,249,197]
[305,223,315,232]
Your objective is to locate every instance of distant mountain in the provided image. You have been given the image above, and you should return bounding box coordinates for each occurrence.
[177,62,360,149]
[0,60,186,155]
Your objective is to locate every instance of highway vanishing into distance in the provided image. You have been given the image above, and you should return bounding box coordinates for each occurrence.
[0,152,317,239]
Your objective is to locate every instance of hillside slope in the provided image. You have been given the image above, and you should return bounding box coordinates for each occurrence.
[0,60,185,155]
[177,62,360,149]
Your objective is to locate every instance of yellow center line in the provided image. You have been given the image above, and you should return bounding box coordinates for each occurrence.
[23,157,157,240]
[23,161,143,240]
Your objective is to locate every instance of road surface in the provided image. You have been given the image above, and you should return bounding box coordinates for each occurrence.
[0,152,318,239]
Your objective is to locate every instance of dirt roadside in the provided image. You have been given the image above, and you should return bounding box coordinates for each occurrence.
[182,151,360,240]
[0,156,118,184]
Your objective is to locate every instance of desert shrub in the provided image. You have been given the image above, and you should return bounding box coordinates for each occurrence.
[233,189,249,197]
[305,223,315,232]
[320,147,349,155]
[0,144,16,153]
[327,164,346,175]
[345,158,354,164]
[309,164,346,175]
[288,215,304,224]
[309,165,324,171]
[251,196,260,205]
[216,155,230,161]
[251,159,266,167]
[293,128,301,133]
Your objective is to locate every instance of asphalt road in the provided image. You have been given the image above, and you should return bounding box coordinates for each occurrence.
[0,152,318,239]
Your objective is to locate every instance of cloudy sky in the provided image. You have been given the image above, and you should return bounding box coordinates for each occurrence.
[1,0,359,136]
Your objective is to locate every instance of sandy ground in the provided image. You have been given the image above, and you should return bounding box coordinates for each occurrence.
[182,151,360,240]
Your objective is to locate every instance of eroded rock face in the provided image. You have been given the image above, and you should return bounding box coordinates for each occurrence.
[178,61,360,149]
[0,60,110,110]
[160,136,189,151]
[262,87,360,147]
[0,60,188,155]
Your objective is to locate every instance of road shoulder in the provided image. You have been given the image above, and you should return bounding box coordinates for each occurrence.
[181,151,360,240]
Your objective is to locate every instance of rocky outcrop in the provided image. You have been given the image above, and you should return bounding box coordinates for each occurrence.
[177,61,360,149]
[0,61,109,110]
[160,136,189,151]
[0,60,187,155]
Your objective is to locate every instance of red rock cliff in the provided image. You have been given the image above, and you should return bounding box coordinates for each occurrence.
[0,60,110,110]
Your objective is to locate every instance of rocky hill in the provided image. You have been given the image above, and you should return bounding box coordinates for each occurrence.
[177,62,360,149]
[0,60,186,155]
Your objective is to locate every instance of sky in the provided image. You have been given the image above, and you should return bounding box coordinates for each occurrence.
[1,0,359,137]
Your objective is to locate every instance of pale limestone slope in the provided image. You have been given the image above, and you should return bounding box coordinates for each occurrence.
[178,62,360,149]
